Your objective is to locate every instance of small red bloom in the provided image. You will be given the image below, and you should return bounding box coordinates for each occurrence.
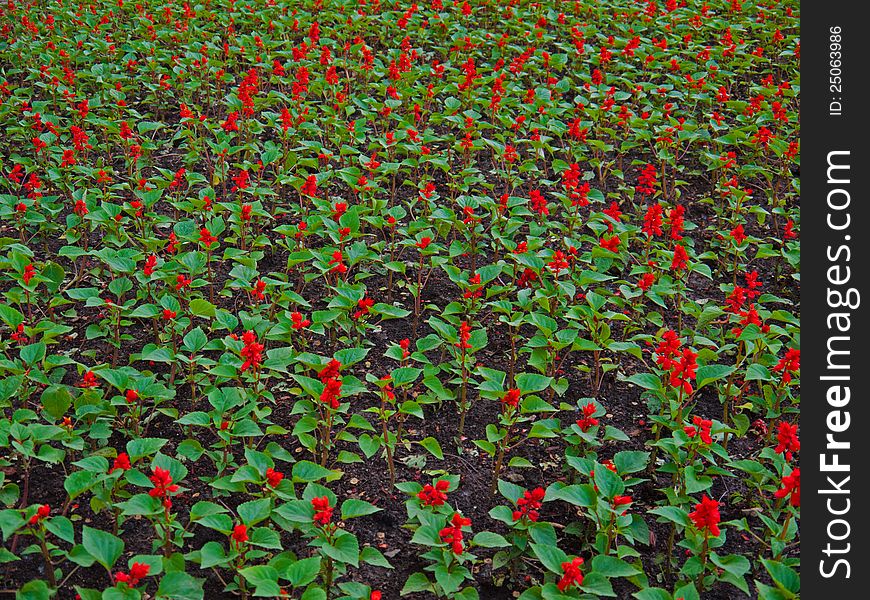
[439,512,471,554]
[773,421,800,461]
[512,487,545,522]
[418,479,450,506]
[29,504,51,525]
[312,496,333,525]
[265,467,284,487]
[232,524,248,547]
[576,402,599,432]
[110,453,131,473]
[689,495,721,537]
[774,468,800,507]
[557,557,584,591]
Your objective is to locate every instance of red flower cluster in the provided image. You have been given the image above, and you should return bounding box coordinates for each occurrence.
[655,331,697,394]
[557,557,584,591]
[636,163,658,195]
[512,487,545,522]
[232,524,248,547]
[439,512,471,554]
[456,321,472,349]
[772,348,800,383]
[115,562,150,587]
[265,468,284,488]
[353,297,374,319]
[684,415,713,444]
[291,312,311,330]
[318,359,343,409]
[312,496,333,525]
[643,202,663,238]
[689,494,721,537]
[29,504,50,525]
[240,330,264,373]
[576,402,599,432]
[149,466,179,508]
[501,388,521,409]
[417,480,449,506]
[109,453,131,473]
[774,421,800,461]
[774,468,800,507]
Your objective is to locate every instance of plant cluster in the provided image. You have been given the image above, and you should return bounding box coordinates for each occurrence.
[0,0,799,598]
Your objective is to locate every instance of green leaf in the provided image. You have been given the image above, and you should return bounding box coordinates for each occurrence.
[82,525,124,570]
[284,556,321,588]
[591,554,642,577]
[648,506,691,527]
[321,530,360,567]
[419,437,443,459]
[41,385,72,419]
[341,499,381,520]
[239,566,281,597]
[531,543,569,574]
[625,373,662,390]
[696,364,735,389]
[156,572,204,600]
[516,372,552,393]
[471,531,510,548]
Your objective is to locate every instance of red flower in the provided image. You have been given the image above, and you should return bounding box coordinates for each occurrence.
[671,244,689,272]
[125,389,139,403]
[312,496,333,525]
[199,227,217,248]
[265,468,284,487]
[291,312,311,330]
[22,264,35,285]
[318,359,342,382]
[730,223,747,245]
[772,348,800,383]
[353,297,374,319]
[774,421,800,461]
[599,235,620,252]
[658,340,688,384]
[684,415,713,444]
[512,487,545,522]
[149,467,179,507]
[669,348,698,394]
[240,330,264,373]
[416,236,432,249]
[439,512,471,554]
[301,175,318,198]
[557,557,584,591]
[547,250,569,274]
[78,370,98,388]
[418,480,450,506]
[774,468,800,507]
[231,524,248,547]
[576,402,599,432]
[529,189,548,216]
[370,592,382,600]
[501,388,521,409]
[328,250,347,273]
[28,504,51,525]
[143,254,157,277]
[689,495,721,537]
[643,202,663,237]
[636,163,657,195]
[110,453,131,473]
[115,562,150,587]
[163,309,176,320]
[455,321,472,349]
[320,378,342,409]
[638,272,655,291]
